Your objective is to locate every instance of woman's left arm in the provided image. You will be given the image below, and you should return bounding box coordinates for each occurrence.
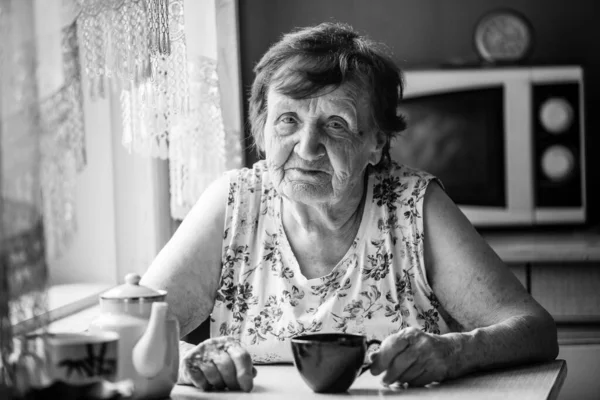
[370,182,558,385]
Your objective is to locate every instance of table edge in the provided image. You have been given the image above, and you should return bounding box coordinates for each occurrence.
[547,360,568,400]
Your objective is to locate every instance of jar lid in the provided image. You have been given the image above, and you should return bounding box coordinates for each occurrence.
[101,273,164,300]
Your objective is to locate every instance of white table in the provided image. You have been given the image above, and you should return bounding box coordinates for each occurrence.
[170,359,567,399]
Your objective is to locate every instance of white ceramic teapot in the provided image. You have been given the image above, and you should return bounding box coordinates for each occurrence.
[88,273,179,399]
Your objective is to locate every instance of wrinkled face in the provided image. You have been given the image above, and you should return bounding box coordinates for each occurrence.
[264,83,384,206]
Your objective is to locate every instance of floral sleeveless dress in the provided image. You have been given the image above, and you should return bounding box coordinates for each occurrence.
[210,160,450,363]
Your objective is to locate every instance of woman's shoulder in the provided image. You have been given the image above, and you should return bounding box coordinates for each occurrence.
[369,161,443,221]
[372,161,440,193]
[222,160,276,241]
[387,160,437,181]
[225,160,275,206]
[227,160,272,188]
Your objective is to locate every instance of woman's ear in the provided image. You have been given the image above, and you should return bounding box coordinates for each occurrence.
[368,131,387,166]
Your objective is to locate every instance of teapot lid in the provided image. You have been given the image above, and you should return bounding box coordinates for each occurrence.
[101,273,164,300]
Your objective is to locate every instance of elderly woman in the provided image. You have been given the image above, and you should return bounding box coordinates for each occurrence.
[141,22,558,392]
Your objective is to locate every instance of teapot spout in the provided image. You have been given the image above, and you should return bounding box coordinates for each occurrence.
[132,302,168,378]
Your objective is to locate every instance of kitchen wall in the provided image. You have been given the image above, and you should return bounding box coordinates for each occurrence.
[237,0,599,225]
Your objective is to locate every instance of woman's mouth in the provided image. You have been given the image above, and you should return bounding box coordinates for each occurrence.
[287,168,330,179]
[296,168,325,174]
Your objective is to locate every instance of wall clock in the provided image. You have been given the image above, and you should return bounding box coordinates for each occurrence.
[474,9,534,64]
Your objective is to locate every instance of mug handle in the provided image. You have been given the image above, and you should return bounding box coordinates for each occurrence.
[358,339,382,376]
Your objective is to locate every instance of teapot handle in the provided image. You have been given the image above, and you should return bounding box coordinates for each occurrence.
[132,302,168,378]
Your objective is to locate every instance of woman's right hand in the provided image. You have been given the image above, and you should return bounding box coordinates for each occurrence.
[178,336,257,392]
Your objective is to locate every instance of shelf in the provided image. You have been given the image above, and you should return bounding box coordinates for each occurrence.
[481,227,600,263]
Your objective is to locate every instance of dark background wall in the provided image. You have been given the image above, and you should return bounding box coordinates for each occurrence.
[237,0,599,226]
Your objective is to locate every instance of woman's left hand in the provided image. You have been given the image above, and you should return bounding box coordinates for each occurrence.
[369,327,457,387]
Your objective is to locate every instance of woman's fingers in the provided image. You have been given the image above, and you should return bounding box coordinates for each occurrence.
[226,343,255,392]
[183,357,211,390]
[179,336,255,392]
[381,345,419,385]
[407,369,433,387]
[211,351,240,390]
[186,371,210,390]
[370,329,413,375]
[371,328,453,387]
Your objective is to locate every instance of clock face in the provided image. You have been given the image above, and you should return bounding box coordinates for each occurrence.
[474,10,533,63]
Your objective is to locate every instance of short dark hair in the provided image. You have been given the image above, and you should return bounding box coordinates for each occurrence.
[248,21,406,168]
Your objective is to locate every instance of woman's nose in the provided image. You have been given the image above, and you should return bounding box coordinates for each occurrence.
[294,123,325,161]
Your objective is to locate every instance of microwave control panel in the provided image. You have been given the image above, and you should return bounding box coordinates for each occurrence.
[533,82,583,208]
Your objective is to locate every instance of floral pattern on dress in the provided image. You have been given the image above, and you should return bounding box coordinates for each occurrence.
[363,239,393,281]
[331,285,384,333]
[215,245,257,322]
[383,270,415,326]
[246,295,282,344]
[310,261,352,303]
[211,160,450,363]
[263,231,294,280]
[282,286,305,306]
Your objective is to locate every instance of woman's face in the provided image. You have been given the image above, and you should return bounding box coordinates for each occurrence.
[263,82,384,206]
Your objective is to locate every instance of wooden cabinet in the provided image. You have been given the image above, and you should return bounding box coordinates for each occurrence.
[556,340,600,400]
[521,263,600,399]
[528,264,600,399]
[507,263,528,291]
[483,230,600,400]
[530,263,600,323]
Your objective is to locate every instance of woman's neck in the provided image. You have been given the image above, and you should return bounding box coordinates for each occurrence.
[280,174,369,279]
[281,173,368,237]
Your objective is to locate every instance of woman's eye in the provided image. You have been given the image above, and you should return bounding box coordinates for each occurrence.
[279,115,297,124]
[276,114,298,135]
[326,118,349,131]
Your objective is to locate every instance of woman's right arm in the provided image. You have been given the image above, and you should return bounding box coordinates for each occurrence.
[140,174,229,338]
[141,174,255,392]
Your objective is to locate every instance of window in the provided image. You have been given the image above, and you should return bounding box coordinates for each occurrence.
[6,0,244,332]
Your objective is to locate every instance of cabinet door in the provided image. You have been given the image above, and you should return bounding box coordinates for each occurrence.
[507,263,528,291]
[530,263,600,322]
[557,342,600,400]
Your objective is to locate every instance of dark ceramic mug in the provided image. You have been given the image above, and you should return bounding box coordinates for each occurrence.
[290,333,381,393]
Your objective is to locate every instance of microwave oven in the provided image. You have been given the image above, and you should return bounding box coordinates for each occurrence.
[391,66,586,227]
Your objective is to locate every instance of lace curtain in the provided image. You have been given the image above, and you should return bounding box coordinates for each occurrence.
[1,0,240,395]
[39,1,86,261]
[77,0,242,220]
[1,0,88,395]
[169,0,243,219]
[1,0,48,395]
